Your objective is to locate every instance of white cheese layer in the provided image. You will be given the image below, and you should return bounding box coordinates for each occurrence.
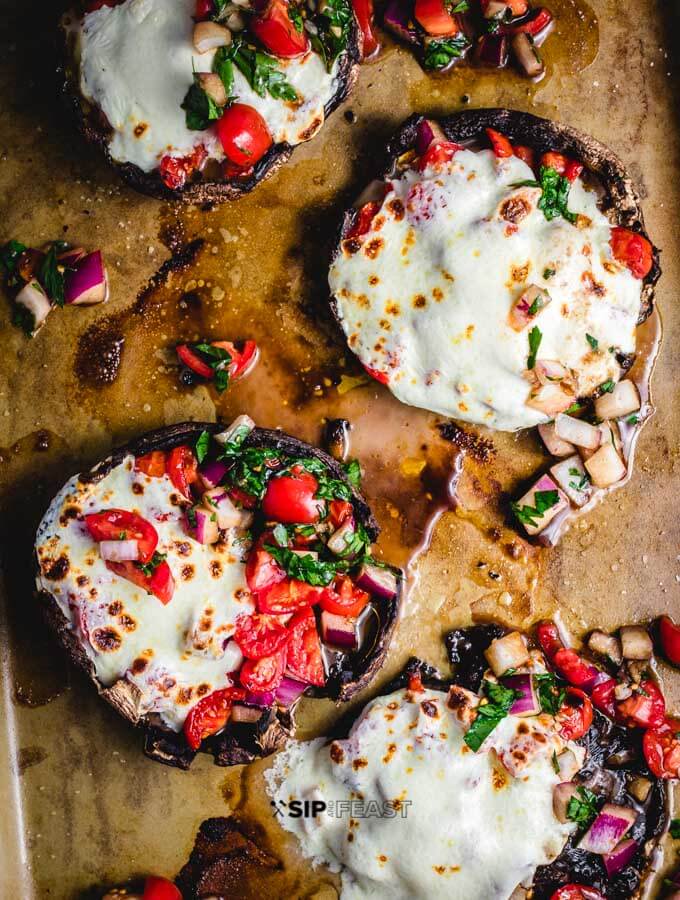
[266,686,577,899]
[36,455,253,730]
[78,0,339,172]
[329,150,643,431]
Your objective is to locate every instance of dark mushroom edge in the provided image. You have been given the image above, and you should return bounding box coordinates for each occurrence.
[37,420,402,770]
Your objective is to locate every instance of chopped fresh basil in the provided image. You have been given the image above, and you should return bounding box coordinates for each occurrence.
[287,456,353,502]
[600,379,615,393]
[136,551,167,577]
[309,0,352,70]
[448,0,469,9]
[335,522,371,559]
[224,446,281,499]
[586,333,599,351]
[265,544,337,586]
[568,467,590,492]
[342,458,362,489]
[186,508,197,529]
[12,305,36,336]
[464,680,521,752]
[552,751,560,774]
[182,75,222,131]
[528,293,546,316]
[213,46,235,99]
[289,3,304,32]
[626,414,639,425]
[219,422,253,458]
[195,430,211,464]
[223,38,298,101]
[194,342,232,393]
[39,243,66,307]
[272,523,290,547]
[543,267,556,280]
[527,325,542,369]
[670,818,680,839]
[423,34,470,70]
[537,166,577,224]
[565,402,584,414]
[534,672,566,716]
[566,786,599,829]
[1,239,27,286]
[511,489,559,529]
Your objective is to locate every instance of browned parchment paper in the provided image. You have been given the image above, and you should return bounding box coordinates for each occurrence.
[1,0,679,896]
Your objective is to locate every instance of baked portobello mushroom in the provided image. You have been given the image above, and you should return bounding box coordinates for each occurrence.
[59,0,360,203]
[329,108,660,432]
[35,419,402,769]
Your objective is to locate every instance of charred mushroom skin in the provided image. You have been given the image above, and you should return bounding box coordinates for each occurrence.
[58,11,361,204]
[36,422,401,769]
[331,109,660,329]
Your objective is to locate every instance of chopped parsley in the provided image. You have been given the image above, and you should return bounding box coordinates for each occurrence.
[670,818,680,839]
[289,3,304,32]
[219,422,253,458]
[194,342,232,393]
[543,267,556,280]
[528,292,547,316]
[309,0,352,71]
[0,239,27,286]
[534,672,566,716]
[224,446,281,499]
[527,326,542,370]
[566,787,599,829]
[464,680,521,752]
[182,74,222,131]
[568,467,590,492]
[288,456,354,502]
[136,551,167,578]
[39,242,67,307]
[565,401,584,414]
[219,39,298,102]
[600,380,615,394]
[448,0,469,9]
[626,414,640,425]
[423,34,470,70]
[342,459,362,489]
[265,544,338,586]
[511,489,559,529]
[516,167,577,224]
[586,334,599,351]
[195,430,211,464]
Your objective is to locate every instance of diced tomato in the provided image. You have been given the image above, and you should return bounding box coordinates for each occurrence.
[550,887,605,900]
[486,128,513,159]
[552,648,598,688]
[85,509,158,564]
[176,344,214,379]
[505,6,552,35]
[142,876,183,900]
[319,575,370,618]
[240,647,287,692]
[229,487,258,510]
[246,545,287,593]
[617,679,665,729]
[209,339,260,380]
[505,0,528,14]
[659,615,680,667]
[591,677,618,719]
[362,363,389,385]
[286,607,326,686]
[643,716,680,779]
[166,445,198,500]
[346,201,381,240]
[183,686,246,750]
[262,467,324,524]
[135,451,167,478]
[329,500,353,528]
[194,0,214,19]
[540,151,583,182]
[512,144,535,168]
[257,578,324,614]
[408,671,425,693]
[106,559,175,605]
[159,146,207,191]
[251,0,309,57]
[416,140,462,172]
[234,613,290,659]
[216,104,273,168]
[414,0,458,36]
[536,621,564,661]
[610,226,653,279]
[352,0,379,57]
[556,688,593,741]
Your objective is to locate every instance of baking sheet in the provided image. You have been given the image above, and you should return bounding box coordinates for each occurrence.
[1,0,680,896]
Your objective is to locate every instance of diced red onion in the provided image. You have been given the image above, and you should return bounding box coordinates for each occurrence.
[383,0,418,45]
[275,676,309,707]
[476,34,509,68]
[550,454,592,508]
[619,625,653,661]
[579,668,611,695]
[57,247,86,267]
[552,782,579,823]
[512,32,544,78]
[214,414,255,446]
[502,673,540,717]
[202,488,245,529]
[354,180,387,208]
[485,631,530,677]
[538,422,575,458]
[223,640,243,673]
[578,803,637,855]
[555,414,601,450]
[327,519,357,556]
[198,458,228,490]
[555,749,580,782]
[584,442,626,488]
[245,689,275,707]
[603,838,638,877]
[514,474,568,537]
[594,380,640,420]
[193,20,232,52]
[64,251,109,306]
[414,119,446,155]
[355,562,398,600]
[230,703,264,724]
[184,506,219,544]
[99,539,140,562]
[15,280,51,332]
[320,611,358,650]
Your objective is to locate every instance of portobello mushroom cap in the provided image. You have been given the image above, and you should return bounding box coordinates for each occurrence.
[330,109,660,379]
[58,10,361,204]
[36,422,402,769]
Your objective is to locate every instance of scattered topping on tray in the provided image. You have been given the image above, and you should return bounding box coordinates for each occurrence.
[176,339,259,391]
[1,239,108,336]
[36,419,401,767]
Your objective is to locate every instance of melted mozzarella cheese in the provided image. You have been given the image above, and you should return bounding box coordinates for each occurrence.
[329,150,643,431]
[266,686,578,899]
[35,455,253,730]
[78,0,339,172]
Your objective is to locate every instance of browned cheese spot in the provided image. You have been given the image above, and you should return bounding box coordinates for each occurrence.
[108,600,123,616]
[353,757,369,770]
[131,657,148,675]
[364,237,384,260]
[76,575,89,588]
[119,614,137,633]
[511,262,530,283]
[197,683,210,697]
[210,560,223,578]
[132,482,144,495]
[177,686,194,705]
[298,116,322,141]
[387,198,405,220]
[134,122,148,137]
[420,700,439,718]
[330,742,345,764]
[59,506,80,526]
[500,197,531,224]
[181,564,195,581]
[432,287,444,302]
[382,743,397,764]
[413,294,427,309]
[343,238,363,256]
[368,274,380,286]
[92,627,122,653]
[582,271,605,296]
[43,555,69,581]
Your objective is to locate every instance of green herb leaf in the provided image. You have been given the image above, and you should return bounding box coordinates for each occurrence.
[272,523,290,547]
[136,551,167,578]
[566,787,599,829]
[600,379,615,394]
[213,46,234,98]
[289,3,304,32]
[39,243,66,307]
[464,680,521,752]
[423,34,470,70]
[342,459,362,489]
[449,0,469,9]
[226,38,298,101]
[528,293,547,317]
[565,402,583,414]
[195,430,211,464]
[586,334,599,351]
[265,544,338,586]
[309,0,352,70]
[543,267,556,280]
[224,446,281,499]
[567,466,590,492]
[193,342,232,394]
[511,489,559,529]
[527,326,542,369]
[1,239,27,286]
[534,672,567,716]
[670,818,680,839]
[182,76,222,131]
[626,414,639,425]
[551,750,560,774]
[535,166,577,225]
